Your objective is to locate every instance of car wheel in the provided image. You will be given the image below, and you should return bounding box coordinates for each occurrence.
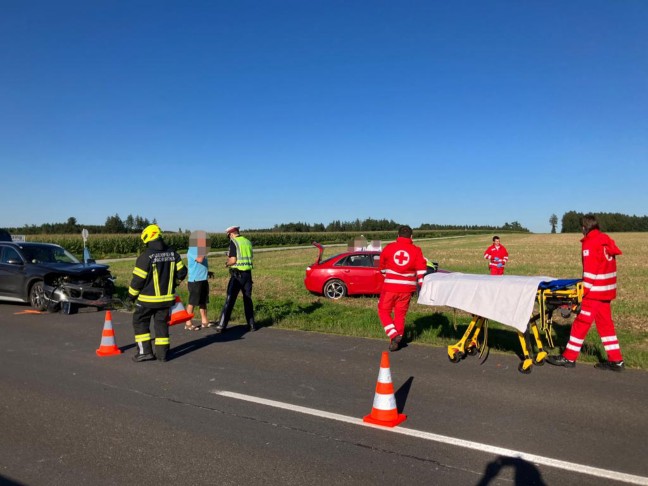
[323,279,347,300]
[29,281,48,311]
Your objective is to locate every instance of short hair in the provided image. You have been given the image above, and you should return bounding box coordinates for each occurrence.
[398,225,413,238]
[582,214,599,234]
[492,235,500,242]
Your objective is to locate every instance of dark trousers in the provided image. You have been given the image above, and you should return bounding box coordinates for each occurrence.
[133,304,171,358]
[219,270,254,328]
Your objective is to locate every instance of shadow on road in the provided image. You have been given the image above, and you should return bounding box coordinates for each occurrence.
[395,376,414,414]
[168,324,250,360]
[475,456,546,486]
[0,474,26,485]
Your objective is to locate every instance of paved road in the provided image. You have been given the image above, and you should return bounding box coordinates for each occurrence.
[1,303,647,486]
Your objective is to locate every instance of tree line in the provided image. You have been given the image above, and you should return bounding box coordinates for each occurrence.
[11,212,647,236]
[559,211,648,233]
[7,216,531,235]
[6,214,157,235]
[251,218,529,233]
[257,218,401,233]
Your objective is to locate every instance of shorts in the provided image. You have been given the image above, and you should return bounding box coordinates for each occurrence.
[188,280,209,306]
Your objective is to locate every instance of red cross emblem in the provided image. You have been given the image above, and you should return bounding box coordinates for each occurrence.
[393,250,410,266]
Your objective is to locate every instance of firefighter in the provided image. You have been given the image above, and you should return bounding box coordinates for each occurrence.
[128,224,187,362]
[483,235,509,275]
[547,214,625,371]
[214,226,256,333]
[378,225,427,351]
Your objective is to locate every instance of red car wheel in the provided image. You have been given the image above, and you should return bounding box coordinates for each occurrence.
[323,279,347,299]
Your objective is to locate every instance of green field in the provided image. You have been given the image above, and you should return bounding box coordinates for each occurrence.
[107,233,648,369]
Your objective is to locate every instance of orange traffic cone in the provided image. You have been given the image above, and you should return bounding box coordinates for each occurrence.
[363,351,407,427]
[96,310,123,357]
[168,295,194,326]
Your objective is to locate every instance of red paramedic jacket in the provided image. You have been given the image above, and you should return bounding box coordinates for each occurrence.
[379,237,427,293]
[484,244,509,270]
[581,229,622,301]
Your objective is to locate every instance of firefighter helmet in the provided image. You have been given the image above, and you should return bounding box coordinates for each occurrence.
[141,224,162,244]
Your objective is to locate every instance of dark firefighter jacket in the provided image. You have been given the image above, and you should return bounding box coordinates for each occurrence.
[128,239,187,308]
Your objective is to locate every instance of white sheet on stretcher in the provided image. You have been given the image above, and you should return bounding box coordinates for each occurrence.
[417,273,555,333]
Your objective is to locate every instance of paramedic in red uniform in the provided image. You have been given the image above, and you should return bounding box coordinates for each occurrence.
[547,214,625,371]
[378,225,427,352]
[484,236,509,275]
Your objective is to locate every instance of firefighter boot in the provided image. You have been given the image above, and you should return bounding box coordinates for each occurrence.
[132,340,156,362]
[155,344,170,363]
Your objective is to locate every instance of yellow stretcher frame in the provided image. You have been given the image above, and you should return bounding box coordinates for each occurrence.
[447,281,583,374]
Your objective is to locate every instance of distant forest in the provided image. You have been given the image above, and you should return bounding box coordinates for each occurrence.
[561,211,648,233]
[6,215,529,235]
[256,218,528,233]
[5,212,647,235]
[5,214,157,235]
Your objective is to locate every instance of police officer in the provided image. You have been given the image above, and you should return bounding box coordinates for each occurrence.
[214,226,256,333]
[128,224,187,362]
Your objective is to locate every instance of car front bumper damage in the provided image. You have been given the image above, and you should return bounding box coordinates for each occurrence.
[43,273,115,313]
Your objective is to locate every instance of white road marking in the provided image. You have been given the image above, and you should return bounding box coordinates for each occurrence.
[213,390,648,486]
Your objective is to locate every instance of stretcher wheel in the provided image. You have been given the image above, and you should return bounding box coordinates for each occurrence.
[534,351,547,366]
[518,361,533,374]
[448,349,463,363]
[466,346,478,356]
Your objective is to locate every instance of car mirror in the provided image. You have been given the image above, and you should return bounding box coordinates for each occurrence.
[6,259,23,265]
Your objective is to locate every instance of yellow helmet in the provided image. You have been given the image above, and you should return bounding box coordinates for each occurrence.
[141,224,162,244]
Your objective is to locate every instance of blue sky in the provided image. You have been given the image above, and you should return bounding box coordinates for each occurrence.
[1,1,646,234]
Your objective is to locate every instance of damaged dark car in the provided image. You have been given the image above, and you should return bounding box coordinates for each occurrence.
[0,241,115,313]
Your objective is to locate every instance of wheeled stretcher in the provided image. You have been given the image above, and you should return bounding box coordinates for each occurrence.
[533,278,583,349]
[417,273,583,374]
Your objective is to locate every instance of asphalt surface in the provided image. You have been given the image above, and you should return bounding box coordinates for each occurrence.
[0,303,647,486]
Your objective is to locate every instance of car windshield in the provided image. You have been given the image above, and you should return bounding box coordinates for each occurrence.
[21,245,80,264]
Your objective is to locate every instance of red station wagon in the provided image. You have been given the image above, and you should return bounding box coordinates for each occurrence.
[304,242,384,299]
[304,242,444,299]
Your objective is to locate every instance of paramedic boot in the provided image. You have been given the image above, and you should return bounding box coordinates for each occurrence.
[594,360,625,372]
[389,335,403,352]
[132,340,156,362]
[546,354,575,368]
[247,319,257,332]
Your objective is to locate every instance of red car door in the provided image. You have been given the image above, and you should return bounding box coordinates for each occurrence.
[342,253,383,295]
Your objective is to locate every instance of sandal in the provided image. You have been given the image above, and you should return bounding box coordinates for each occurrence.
[184,323,201,331]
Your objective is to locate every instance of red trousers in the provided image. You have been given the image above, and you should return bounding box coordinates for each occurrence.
[563,298,623,362]
[489,266,505,275]
[378,291,412,339]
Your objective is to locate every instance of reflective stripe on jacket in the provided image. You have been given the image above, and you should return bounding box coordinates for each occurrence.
[581,229,622,301]
[128,241,187,307]
[379,237,427,293]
